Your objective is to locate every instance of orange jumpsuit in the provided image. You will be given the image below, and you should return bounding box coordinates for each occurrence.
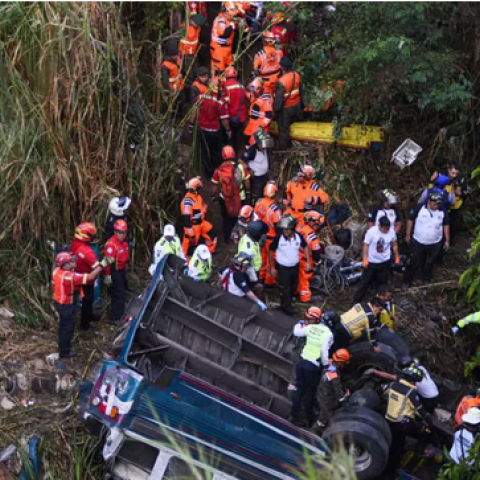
[160,58,184,92]
[254,197,282,285]
[244,93,273,143]
[181,191,217,256]
[179,22,202,57]
[253,45,283,96]
[285,177,329,222]
[296,223,323,302]
[210,13,236,74]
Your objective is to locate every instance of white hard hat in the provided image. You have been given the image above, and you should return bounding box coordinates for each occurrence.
[197,245,211,261]
[163,224,176,237]
[462,407,480,425]
[108,196,132,216]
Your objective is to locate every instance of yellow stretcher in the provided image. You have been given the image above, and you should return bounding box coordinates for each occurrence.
[269,121,384,149]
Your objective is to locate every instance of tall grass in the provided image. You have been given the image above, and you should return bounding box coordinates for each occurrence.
[0,2,180,325]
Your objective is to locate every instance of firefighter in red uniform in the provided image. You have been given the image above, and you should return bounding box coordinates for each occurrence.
[160,43,185,97]
[181,177,217,256]
[104,220,130,326]
[222,66,248,151]
[53,252,110,358]
[254,181,282,285]
[274,57,303,150]
[70,222,100,331]
[253,31,283,96]
[244,78,273,145]
[270,11,297,56]
[178,14,206,90]
[284,165,329,223]
[191,79,230,177]
[296,211,324,302]
[210,2,238,75]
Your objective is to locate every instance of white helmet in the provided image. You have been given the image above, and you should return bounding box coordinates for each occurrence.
[163,224,176,237]
[196,244,211,261]
[109,196,132,216]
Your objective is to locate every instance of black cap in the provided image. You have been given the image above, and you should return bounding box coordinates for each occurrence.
[166,43,179,56]
[280,57,293,69]
[197,66,209,76]
[191,14,206,26]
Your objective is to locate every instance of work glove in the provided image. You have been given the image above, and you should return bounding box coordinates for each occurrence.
[451,326,459,335]
[363,368,374,376]
[339,389,350,402]
[362,258,369,269]
[104,275,112,287]
[326,365,337,373]
[100,257,115,268]
[256,300,267,311]
[394,256,401,266]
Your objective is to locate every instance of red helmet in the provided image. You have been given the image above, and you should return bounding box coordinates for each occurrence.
[114,219,128,232]
[263,181,278,198]
[186,177,203,191]
[263,31,275,43]
[299,164,315,179]
[222,145,236,160]
[225,66,238,79]
[248,78,264,96]
[55,252,74,268]
[239,205,254,222]
[74,222,96,242]
[305,306,322,321]
[332,349,351,365]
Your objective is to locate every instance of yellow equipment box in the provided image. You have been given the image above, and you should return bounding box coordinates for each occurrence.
[269,121,384,149]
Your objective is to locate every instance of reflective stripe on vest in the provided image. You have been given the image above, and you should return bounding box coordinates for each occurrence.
[156,237,181,256]
[385,380,417,423]
[190,251,212,281]
[238,235,261,271]
[301,324,331,366]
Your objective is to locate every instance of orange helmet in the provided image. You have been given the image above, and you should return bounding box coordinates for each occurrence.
[74,222,96,241]
[55,252,74,268]
[224,1,239,15]
[186,177,203,191]
[263,181,278,198]
[305,306,322,321]
[248,77,264,95]
[222,145,236,160]
[225,66,238,79]
[238,205,254,222]
[299,164,315,179]
[332,349,351,365]
[235,1,249,15]
[263,31,275,44]
[304,210,325,225]
[114,219,128,232]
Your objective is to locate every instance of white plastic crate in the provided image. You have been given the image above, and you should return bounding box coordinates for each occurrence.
[392,139,422,169]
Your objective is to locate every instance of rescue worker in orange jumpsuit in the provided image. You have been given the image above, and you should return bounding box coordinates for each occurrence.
[53,252,110,358]
[70,222,100,331]
[244,78,273,145]
[190,66,209,106]
[296,211,325,302]
[454,389,480,428]
[178,14,206,90]
[104,220,130,326]
[210,2,238,75]
[284,165,329,223]
[274,57,303,150]
[160,43,185,98]
[254,181,282,285]
[181,177,217,256]
[253,31,283,97]
[222,66,248,151]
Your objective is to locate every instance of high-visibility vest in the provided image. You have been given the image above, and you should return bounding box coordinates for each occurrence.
[341,303,374,340]
[179,23,201,56]
[244,94,273,136]
[153,236,182,263]
[238,234,262,272]
[285,178,329,213]
[277,71,301,108]
[254,45,283,76]
[301,324,332,365]
[385,379,418,423]
[161,60,184,92]
[211,13,235,47]
[189,249,212,281]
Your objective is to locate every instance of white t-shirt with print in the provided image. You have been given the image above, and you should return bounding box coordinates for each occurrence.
[364,226,397,264]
